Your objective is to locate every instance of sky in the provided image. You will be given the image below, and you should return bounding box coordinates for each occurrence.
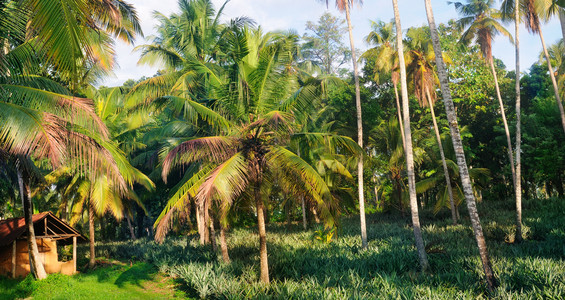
[100,0,562,87]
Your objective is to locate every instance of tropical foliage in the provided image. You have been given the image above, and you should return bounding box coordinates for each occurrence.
[0,0,564,297]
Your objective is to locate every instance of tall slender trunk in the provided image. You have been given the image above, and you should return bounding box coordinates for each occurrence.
[126,215,136,240]
[209,214,217,251]
[539,28,565,134]
[297,148,307,230]
[255,185,269,283]
[559,9,565,46]
[17,166,47,279]
[344,1,367,249]
[514,0,523,243]
[393,0,429,272]
[301,196,307,230]
[394,83,406,150]
[425,88,457,224]
[196,204,209,245]
[423,0,497,291]
[374,184,379,208]
[489,58,516,188]
[219,223,230,263]
[60,199,68,222]
[88,203,96,268]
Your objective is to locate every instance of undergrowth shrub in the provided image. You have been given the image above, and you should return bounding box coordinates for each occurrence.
[83,198,565,299]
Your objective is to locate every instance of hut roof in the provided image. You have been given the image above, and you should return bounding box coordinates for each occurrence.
[0,212,86,247]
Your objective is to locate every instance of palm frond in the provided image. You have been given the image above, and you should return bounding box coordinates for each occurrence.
[162,136,236,181]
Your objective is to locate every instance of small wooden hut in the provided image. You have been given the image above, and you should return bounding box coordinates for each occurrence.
[0,212,86,278]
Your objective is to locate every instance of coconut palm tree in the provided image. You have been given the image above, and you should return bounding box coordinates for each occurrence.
[514,0,523,244]
[0,0,142,279]
[362,20,406,150]
[503,0,565,133]
[540,0,565,47]
[391,0,429,272]
[452,0,517,192]
[322,0,367,249]
[404,26,458,224]
[511,0,523,243]
[500,0,526,244]
[132,0,238,245]
[423,0,498,291]
[155,26,358,283]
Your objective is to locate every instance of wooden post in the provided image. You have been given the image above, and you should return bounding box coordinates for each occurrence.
[73,236,77,274]
[12,240,16,278]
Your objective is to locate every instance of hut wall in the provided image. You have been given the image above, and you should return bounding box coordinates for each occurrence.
[0,239,75,277]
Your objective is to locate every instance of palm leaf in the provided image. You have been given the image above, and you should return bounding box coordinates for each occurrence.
[162,136,236,180]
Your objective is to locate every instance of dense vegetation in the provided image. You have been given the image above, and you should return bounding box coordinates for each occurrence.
[2,199,564,298]
[1,0,565,298]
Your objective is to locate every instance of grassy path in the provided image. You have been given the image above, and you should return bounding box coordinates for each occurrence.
[0,262,184,300]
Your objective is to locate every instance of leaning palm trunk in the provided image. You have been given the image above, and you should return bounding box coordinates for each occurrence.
[89,204,96,268]
[219,224,230,263]
[538,27,565,134]
[426,88,457,224]
[392,0,429,271]
[423,0,497,291]
[514,0,522,243]
[489,58,516,188]
[344,2,367,249]
[17,166,47,279]
[255,185,269,283]
[559,9,565,47]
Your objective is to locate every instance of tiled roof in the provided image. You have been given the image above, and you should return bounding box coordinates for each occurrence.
[0,212,84,247]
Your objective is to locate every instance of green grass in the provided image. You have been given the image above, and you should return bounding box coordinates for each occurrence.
[2,198,564,299]
[0,262,185,300]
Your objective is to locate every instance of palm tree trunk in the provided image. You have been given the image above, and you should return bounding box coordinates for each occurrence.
[344,1,368,249]
[514,0,523,243]
[539,27,565,134]
[559,9,565,46]
[301,196,307,230]
[489,58,516,188]
[374,184,380,208]
[196,204,203,244]
[423,0,497,291]
[255,185,269,283]
[88,203,96,268]
[219,223,230,263]
[426,88,457,224]
[126,215,136,240]
[393,0,429,272]
[17,166,47,280]
[297,148,307,230]
[311,205,321,223]
[209,214,217,251]
[196,204,210,245]
[394,83,406,150]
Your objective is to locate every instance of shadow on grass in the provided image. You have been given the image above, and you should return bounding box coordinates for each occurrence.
[114,263,157,287]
